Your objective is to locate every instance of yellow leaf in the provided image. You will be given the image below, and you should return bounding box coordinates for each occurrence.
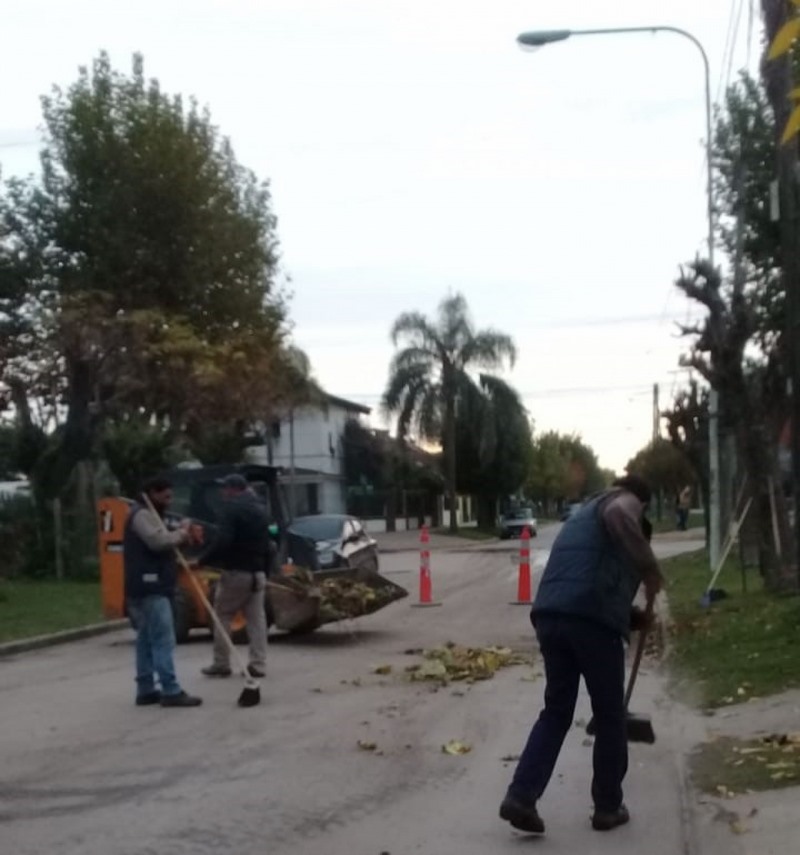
[442,740,472,755]
[730,820,747,835]
[769,17,800,59]
[781,106,800,145]
[357,740,377,751]
[373,665,392,675]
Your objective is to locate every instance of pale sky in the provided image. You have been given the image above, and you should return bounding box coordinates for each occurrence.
[1,0,759,471]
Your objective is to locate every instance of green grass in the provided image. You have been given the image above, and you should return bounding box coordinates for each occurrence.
[432,527,497,541]
[650,509,705,534]
[0,579,104,643]
[665,549,800,708]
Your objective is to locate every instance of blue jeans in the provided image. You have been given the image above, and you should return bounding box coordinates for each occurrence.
[127,595,182,698]
[510,614,627,812]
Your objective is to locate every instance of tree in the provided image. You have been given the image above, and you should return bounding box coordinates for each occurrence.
[526,430,606,512]
[0,52,286,500]
[625,438,697,519]
[382,293,516,532]
[455,374,534,528]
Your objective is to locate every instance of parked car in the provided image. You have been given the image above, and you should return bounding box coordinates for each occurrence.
[498,507,537,539]
[288,514,380,573]
[0,480,32,501]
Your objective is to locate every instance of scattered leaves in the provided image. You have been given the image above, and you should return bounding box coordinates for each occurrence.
[406,643,530,686]
[442,740,472,755]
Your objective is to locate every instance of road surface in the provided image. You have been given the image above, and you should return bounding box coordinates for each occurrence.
[0,524,704,855]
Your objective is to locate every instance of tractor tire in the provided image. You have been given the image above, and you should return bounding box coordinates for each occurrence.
[172,588,193,644]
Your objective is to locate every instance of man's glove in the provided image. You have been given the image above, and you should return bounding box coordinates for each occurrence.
[630,605,654,633]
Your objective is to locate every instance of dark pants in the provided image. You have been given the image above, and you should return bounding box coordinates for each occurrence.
[509,614,627,812]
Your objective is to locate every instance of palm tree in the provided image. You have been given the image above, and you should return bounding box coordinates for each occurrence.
[382,293,516,532]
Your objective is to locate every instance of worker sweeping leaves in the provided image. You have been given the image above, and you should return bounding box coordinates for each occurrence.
[124,477,203,708]
[499,475,663,836]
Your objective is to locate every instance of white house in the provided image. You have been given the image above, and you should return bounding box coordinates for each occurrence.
[245,393,371,516]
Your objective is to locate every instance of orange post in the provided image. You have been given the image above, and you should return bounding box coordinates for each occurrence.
[411,524,442,608]
[511,525,533,605]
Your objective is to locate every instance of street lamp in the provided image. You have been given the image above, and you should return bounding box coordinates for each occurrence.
[517,25,721,570]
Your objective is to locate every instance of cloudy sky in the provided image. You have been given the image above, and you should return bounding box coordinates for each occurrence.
[1,0,759,471]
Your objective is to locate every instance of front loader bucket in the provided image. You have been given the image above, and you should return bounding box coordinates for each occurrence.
[268,566,408,633]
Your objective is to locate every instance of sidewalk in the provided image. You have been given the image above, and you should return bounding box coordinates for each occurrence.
[374,528,493,552]
[686,690,800,854]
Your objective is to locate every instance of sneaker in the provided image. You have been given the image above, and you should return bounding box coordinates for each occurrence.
[499,793,545,834]
[201,664,232,678]
[247,665,266,678]
[160,691,203,708]
[135,691,161,706]
[592,804,630,831]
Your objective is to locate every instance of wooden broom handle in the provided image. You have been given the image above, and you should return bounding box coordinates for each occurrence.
[624,596,654,709]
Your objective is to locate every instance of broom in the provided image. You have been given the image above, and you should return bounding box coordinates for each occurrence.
[141,494,261,708]
[586,597,655,744]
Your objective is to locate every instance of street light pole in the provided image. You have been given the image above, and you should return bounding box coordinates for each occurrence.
[517,25,721,569]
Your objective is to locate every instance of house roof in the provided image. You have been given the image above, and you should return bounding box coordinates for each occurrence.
[324,392,371,415]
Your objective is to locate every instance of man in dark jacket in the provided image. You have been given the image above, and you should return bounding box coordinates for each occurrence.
[124,476,202,708]
[499,475,662,835]
[198,474,272,679]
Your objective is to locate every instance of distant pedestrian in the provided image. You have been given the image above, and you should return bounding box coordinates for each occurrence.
[198,474,272,679]
[676,485,692,531]
[499,474,662,836]
[124,476,203,708]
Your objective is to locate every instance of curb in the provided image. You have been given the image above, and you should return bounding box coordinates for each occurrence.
[0,619,130,658]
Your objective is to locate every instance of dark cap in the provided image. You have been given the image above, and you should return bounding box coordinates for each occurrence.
[216,473,248,490]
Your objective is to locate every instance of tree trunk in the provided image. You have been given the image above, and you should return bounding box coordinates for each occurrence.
[445,387,458,533]
[762,0,800,581]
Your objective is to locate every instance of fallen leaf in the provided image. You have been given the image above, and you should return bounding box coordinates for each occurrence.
[730,820,747,835]
[442,740,472,755]
[500,754,521,762]
[374,665,393,675]
[357,740,377,751]
[351,678,362,687]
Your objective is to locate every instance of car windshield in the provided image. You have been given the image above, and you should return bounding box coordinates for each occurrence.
[507,509,533,519]
[290,516,344,542]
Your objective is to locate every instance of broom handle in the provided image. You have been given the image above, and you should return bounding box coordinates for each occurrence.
[140,495,251,678]
[623,596,654,709]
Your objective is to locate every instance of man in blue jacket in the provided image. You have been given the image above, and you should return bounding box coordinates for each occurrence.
[124,476,202,708]
[500,475,662,835]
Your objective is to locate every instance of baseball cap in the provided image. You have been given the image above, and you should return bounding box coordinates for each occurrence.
[216,473,248,490]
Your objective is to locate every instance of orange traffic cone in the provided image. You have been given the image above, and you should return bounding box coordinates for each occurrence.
[411,525,442,608]
[510,525,533,605]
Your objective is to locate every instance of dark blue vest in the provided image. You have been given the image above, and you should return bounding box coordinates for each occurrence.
[532,492,640,638]
[123,504,177,600]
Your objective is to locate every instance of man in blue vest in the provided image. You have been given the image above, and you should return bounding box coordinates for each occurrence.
[124,476,202,708]
[499,474,662,835]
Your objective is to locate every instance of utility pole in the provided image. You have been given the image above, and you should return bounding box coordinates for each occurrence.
[652,383,660,443]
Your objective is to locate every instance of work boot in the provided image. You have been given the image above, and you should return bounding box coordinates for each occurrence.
[160,691,203,708]
[135,691,161,706]
[499,792,545,834]
[591,804,630,831]
[247,664,266,678]
[201,664,232,678]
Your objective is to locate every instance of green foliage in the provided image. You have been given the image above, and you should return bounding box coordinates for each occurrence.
[383,293,516,531]
[455,374,533,522]
[626,438,696,497]
[0,52,286,501]
[526,430,605,506]
[101,420,185,496]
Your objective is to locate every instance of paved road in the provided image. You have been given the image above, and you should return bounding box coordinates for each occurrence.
[0,529,703,855]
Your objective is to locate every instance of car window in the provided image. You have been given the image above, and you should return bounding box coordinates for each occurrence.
[290,516,345,541]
